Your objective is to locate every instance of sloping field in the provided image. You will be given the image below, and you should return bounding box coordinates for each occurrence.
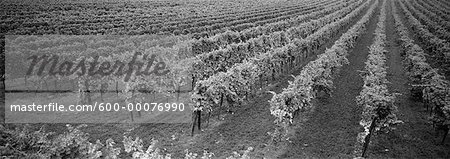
[1,0,449,158]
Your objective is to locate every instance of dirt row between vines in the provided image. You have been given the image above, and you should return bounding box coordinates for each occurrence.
[364,1,450,158]
[279,1,450,158]
[143,0,377,158]
[175,0,380,158]
[280,1,380,158]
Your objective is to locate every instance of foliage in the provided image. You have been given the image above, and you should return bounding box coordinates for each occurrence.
[268,0,378,138]
[393,0,449,143]
[0,124,243,159]
[355,1,402,156]
[191,0,368,124]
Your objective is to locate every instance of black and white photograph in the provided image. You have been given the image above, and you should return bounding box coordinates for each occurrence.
[0,0,449,158]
